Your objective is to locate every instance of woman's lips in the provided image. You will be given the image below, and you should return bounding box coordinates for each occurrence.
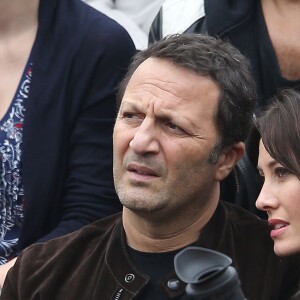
[268,219,289,238]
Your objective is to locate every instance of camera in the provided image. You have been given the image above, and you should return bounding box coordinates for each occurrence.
[174,246,246,299]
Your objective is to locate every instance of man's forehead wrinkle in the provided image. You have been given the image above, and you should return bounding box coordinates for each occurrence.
[131,77,191,105]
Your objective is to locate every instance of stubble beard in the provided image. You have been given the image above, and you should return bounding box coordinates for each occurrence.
[116,181,171,215]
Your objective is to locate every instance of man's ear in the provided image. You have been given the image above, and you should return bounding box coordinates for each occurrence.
[214,142,245,181]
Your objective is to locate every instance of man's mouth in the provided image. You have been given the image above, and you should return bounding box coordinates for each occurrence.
[127,163,159,177]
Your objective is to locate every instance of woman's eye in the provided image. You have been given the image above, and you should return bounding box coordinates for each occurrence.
[275,167,291,178]
[256,169,265,183]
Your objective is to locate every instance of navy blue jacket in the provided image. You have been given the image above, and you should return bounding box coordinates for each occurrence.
[204,0,267,108]
[18,0,135,250]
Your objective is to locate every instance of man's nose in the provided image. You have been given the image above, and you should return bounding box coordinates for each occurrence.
[129,117,160,154]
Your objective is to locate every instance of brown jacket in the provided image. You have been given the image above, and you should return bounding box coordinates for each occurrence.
[2,201,299,300]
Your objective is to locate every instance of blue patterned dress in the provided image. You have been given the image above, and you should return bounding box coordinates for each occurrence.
[0,62,32,264]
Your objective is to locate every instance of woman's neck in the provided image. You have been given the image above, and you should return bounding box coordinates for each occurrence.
[262,0,300,14]
[0,0,39,36]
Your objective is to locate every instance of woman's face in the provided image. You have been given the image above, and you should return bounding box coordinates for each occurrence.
[256,140,300,256]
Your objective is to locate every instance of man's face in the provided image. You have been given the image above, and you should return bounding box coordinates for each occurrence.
[113,58,224,220]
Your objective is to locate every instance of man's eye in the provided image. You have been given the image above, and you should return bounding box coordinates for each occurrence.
[164,122,185,134]
[123,112,134,119]
[122,112,142,120]
[167,122,178,130]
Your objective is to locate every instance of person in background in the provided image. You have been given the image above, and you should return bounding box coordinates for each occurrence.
[255,89,300,299]
[0,0,135,288]
[1,34,299,300]
[150,0,300,111]
[83,0,164,50]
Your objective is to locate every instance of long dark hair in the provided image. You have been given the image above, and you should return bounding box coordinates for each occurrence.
[256,88,300,179]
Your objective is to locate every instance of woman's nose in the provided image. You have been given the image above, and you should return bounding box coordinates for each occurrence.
[256,182,279,212]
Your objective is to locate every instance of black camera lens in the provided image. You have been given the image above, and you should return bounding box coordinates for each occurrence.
[174,246,246,300]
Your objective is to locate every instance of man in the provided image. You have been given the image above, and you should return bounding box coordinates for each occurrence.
[83,0,164,50]
[149,0,300,218]
[1,34,299,300]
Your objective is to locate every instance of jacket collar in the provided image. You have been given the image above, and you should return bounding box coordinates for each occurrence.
[105,220,149,297]
[105,218,188,298]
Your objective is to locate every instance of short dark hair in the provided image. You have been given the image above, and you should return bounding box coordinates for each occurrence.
[257,88,300,178]
[117,33,256,150]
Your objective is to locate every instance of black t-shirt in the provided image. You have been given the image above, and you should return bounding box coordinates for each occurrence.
[127,246,183,300]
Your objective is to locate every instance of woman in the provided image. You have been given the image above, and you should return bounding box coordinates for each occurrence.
[254,88,300,298]
[0,0,135,286]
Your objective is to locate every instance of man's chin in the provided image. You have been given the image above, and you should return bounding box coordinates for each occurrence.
[121,198,166,215]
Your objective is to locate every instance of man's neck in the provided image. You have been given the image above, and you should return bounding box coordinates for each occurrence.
[122,201,218,253]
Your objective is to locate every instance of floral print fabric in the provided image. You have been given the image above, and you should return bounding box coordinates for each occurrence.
[0,63,32,263]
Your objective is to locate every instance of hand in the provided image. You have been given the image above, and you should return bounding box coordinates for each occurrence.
[0,257,17,288]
